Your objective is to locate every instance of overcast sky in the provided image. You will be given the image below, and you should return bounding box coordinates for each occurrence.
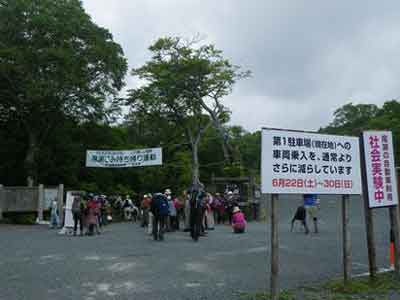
[83,0,400,133]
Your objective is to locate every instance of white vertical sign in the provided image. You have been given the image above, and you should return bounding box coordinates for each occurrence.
[363,131,398,208]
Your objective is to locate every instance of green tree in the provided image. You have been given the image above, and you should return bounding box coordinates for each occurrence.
[128,37,249,186]
[0,0,127,186]
[320,100,400,164]
[320,103,379,136]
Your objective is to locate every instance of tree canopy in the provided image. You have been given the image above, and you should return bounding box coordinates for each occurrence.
[320,100,400,163]
[127,36,250,186]
[0,0,128,185]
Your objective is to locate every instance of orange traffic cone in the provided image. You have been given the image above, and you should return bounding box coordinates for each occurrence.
[390,229,395,269]
[390,242,395,269]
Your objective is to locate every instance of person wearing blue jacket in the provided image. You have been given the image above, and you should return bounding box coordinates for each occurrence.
[150,193,169,241]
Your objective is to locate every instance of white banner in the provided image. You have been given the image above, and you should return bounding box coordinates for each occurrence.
[363,131,398,208]
[86,148,162,168]
[261,129,362,194]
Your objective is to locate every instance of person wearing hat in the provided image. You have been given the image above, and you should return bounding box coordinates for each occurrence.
[164,189,172,232]
[231,206,246,234]
[123,195,133,221]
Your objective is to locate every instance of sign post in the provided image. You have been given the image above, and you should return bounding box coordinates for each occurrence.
[389,207,400,274]
[362,131,400,277]
[342,194,351,282]
[261,128,362,294]
[270,193,279,300]
[360,134,378,278]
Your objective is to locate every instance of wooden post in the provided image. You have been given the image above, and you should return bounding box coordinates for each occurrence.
[342,194,352,283]
[270,193,279,300]
[37,184,44,222]
[57,184,64,227]
[360,134,378,278]
[389,206,400,275]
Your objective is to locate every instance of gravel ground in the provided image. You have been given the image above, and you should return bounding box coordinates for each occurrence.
[0,195,393,300]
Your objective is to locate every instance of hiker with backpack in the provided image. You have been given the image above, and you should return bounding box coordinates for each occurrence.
[189,184,207,241]
[150,193,169,241]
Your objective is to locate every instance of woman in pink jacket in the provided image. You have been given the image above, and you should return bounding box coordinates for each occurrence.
[232,206,246,233]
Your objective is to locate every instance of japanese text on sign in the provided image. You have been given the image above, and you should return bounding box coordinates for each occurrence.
[363,131,398,208]
[86,148,162,168]
[261,129,362,194]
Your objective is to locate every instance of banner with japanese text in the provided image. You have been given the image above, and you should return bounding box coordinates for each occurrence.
[261,129,362,194]
[363,131,398,208]
[86,148,162,168]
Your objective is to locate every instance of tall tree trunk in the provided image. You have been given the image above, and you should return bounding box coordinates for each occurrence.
[212,119,232,163]
[198,99,233,163]
[24,130,37,187]
[191,139,200,187]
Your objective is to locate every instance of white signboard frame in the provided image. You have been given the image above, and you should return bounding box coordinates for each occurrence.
[261,128,362,195]
[363,131,398,208]
[86,148,162,168]
[63,191,82,228]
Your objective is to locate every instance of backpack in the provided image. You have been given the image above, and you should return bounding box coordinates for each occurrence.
[158,197,169,216]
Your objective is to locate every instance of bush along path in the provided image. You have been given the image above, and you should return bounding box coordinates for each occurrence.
[239,271,400,300]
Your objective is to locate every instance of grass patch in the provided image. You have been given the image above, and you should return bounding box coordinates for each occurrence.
[2,211,37,225]
[241,272,400,300]
[239,290,295,300]
[324,272,400,294]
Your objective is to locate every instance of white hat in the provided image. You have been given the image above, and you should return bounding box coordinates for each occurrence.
[165,189,171,195]
[233,206,240,213]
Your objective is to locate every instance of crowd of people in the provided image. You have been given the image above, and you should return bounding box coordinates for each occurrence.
[53,187,248,240]
[138,187,248,241]
[70,194,112,236]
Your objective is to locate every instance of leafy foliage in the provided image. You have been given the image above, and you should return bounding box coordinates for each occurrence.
[0,0,128,185]
[320,100,400,164]
[127,36,249,185]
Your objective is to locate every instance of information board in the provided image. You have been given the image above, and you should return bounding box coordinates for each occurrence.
[261,129,362,194]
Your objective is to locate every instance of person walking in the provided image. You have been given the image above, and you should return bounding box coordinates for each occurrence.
[168,195,178,231]
[183,191,191,232]
[147,194,154,235]
[123,195,133,221]
[226,191,235,225]
[141,194,151,228]
[164,189,173,231]
[189,184,206,241]
[204,193,215,230]
[72,196,84,236]
[49,199,59,229]
[87,197,100,235]
[151,193,169,241]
